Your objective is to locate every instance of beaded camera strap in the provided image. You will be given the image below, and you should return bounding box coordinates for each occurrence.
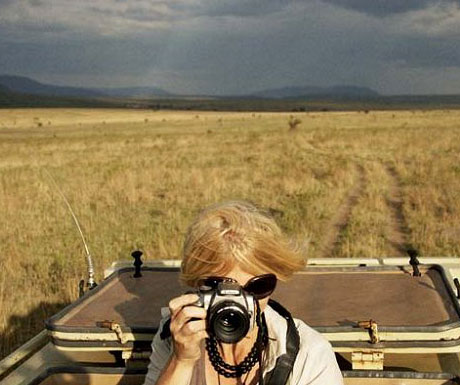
[205,301,268,379]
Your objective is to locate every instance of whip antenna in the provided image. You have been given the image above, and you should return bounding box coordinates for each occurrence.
[43,169,97,289]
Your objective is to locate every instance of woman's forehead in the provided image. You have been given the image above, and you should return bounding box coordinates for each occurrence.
[208,265,255,285]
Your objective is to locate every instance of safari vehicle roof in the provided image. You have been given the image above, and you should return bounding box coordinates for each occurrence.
[2,257,460,385]
[46,256,460,352]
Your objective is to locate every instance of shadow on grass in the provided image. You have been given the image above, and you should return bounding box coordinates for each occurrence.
[0,301,70,360]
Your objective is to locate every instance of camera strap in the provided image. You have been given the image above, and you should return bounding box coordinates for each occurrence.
[159,318,171,340]
[263,299,300,385]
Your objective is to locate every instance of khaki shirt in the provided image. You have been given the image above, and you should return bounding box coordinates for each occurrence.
[143,305,344,385]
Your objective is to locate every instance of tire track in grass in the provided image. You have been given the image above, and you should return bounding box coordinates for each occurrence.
[383,163,417,257]
[319,163,367,257]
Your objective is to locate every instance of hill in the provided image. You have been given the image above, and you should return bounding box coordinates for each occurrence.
[0,84,122,108]
[0,75,172,99]
[0,75,104,98]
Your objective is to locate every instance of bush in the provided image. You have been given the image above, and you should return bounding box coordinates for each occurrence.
[288,116,301,131]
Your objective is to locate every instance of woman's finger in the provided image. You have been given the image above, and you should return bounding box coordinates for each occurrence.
[168,294,199,318]
[173,305,207,330]
[181,319,207,337]
[194,330,209,341]
[175,328,209,345]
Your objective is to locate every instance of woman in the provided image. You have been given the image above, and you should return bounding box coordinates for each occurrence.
[143,201,343,385]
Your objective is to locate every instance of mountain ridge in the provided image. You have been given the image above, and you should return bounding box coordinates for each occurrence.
[0,74,380,99]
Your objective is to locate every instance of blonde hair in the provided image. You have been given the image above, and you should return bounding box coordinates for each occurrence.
[180,201,305,287]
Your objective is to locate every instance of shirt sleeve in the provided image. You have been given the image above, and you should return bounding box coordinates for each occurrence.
[143,316,173,385]
[291,321,344,385]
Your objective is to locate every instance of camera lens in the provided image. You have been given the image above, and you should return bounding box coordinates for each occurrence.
[221,311,238,329]
[208,301,250,343]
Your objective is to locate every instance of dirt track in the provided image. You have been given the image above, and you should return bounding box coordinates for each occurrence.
[316,157,418,258]
[320,163,367,257]
[384,162,416,257]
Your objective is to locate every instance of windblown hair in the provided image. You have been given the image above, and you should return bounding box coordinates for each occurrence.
[180,201,305,287]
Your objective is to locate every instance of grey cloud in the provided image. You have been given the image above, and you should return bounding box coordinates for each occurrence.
[0,0,177,39]
[320,0,443,17]
[0,0,301,40]
[385,37,460,68]
[0,36,169,77]
[88,5,169,23]
[28,0,44,7]
[394,2,460,38]
[123,7,168,22]
[189,0,291,17]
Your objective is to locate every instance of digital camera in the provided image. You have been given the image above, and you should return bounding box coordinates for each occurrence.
[195,281,255,344]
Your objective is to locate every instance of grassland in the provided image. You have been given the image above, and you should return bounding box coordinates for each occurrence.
[1,108,460,359]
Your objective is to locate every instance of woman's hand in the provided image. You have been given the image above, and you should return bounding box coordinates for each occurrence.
[168,293,208,363]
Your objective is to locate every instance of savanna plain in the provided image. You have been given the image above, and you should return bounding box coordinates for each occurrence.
[1,108,460,359]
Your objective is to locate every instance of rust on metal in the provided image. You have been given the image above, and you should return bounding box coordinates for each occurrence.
[358,319,380,344]
[96,321,128,344]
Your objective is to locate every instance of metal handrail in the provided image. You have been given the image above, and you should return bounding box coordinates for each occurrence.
[0,330,48,381]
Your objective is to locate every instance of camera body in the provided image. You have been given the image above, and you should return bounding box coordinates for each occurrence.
[195,282,255,344]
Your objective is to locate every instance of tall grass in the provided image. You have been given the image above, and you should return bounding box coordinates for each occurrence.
[0,108,459,358]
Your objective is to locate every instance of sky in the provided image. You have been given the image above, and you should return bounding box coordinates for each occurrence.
[0,0,459,95]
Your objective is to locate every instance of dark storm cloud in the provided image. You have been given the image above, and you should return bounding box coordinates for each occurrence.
[1,0,460,94]
[320,0,446,17]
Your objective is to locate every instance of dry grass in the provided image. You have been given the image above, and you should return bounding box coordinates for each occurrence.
[0,108,459,358]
